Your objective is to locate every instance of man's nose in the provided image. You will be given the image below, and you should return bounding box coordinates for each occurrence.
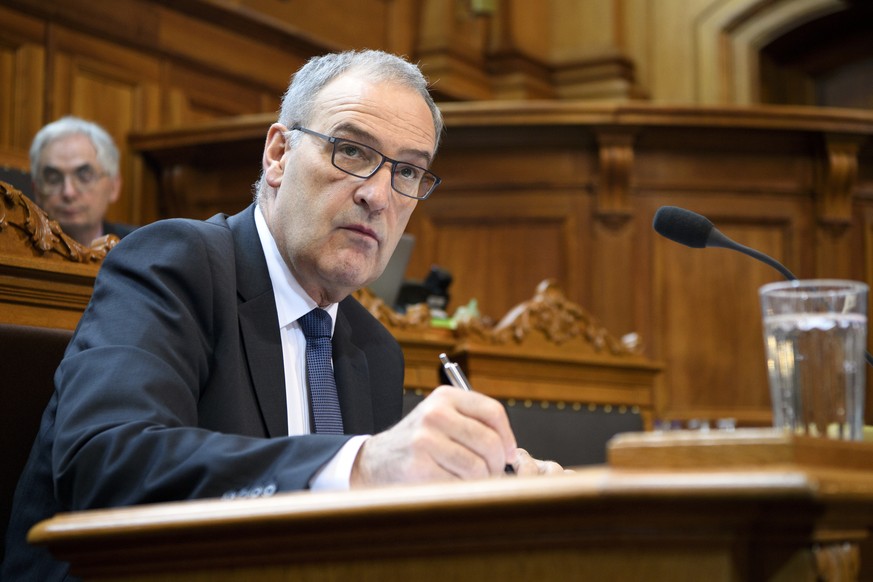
[354,162,393,211]
[60,175,79,198]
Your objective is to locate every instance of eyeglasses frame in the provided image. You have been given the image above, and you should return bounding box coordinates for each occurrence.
[37,164,109,197]
[289,126,440,200]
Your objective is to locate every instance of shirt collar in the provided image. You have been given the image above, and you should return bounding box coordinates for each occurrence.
[254,204,337,332]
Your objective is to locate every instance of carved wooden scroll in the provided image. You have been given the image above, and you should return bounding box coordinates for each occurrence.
[0,181,118,262]
[355,279,646,360]
[459,279,640,357]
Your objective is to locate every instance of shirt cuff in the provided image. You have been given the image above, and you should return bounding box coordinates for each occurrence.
[310,435,370,491]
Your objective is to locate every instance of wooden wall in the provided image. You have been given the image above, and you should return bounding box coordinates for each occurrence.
[5,1,868,226]
[0,0,319,225]
[2,0,872,426]
[128,103,873,427]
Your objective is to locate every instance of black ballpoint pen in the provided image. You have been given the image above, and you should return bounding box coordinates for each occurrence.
[439,353,515,475]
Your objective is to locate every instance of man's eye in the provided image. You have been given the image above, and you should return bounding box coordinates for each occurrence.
[336,143,364,158]
[42,171,63,185]
[75,166,96,183]
[396,164,422,182]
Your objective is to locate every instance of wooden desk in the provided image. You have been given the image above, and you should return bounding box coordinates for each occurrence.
[358,280,660,407]
[30,430,873,581]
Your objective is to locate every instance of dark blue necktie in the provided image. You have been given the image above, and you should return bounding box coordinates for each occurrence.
[299,308,344,435]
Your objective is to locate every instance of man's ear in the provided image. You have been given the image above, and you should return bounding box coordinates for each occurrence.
[107,175,122,204]
[263,124,289,187]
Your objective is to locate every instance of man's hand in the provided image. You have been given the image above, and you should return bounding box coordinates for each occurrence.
[511,447,566,476]
[350,386,518,486]
[350,387,568,487]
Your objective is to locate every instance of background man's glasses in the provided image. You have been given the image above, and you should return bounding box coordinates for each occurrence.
[39,165,107,196]
[290,126,440,200]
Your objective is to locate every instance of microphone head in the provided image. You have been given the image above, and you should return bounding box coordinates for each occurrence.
[653,206,714,249]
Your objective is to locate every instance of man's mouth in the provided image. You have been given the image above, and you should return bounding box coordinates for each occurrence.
[56,207,83,219]
[341,225,380,244]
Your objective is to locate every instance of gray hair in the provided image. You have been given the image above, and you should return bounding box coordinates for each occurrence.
[256,49,443,198]
[29,116,120,179]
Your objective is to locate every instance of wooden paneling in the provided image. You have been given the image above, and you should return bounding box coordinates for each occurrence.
[0,0,332,226]
[0,5,45,168]
[3,0,870,428]
[3,0,866,221]
[209,0,399,50]
[645,196,810,424]
[415,121,597,319]
[163,63,280,126]
[408,191,587,323]
[50,27,162,228]
[127,102,873,429]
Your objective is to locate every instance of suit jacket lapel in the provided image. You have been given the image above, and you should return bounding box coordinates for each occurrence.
[333,302,376,434]
[226,206,288,438]
[223,205,376,437]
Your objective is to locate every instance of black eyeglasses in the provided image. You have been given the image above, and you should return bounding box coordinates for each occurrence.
[290,126,440,200]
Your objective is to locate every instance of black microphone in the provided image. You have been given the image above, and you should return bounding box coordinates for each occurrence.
[653,205,873,367]
[653,206,797,280]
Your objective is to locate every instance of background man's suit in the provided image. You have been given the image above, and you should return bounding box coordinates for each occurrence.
[3,203,405,580]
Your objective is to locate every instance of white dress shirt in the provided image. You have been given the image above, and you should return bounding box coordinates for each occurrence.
[254,205,368,490]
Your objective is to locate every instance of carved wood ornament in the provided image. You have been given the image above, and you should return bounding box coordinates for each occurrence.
[0,181,118,262]
[818,135,862,230]
[471,279,639,356]
[357,279,640,358]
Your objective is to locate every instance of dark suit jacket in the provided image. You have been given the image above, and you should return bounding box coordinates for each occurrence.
[2,204,405,581]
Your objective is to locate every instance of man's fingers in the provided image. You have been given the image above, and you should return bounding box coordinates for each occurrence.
[511,448,566,476]
[414,386,516,472]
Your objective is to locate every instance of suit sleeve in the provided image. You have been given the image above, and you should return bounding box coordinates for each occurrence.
[52,219,350,510]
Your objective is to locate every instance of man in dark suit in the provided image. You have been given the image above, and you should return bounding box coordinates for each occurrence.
[29,116,136,246]
[3,49,561,581]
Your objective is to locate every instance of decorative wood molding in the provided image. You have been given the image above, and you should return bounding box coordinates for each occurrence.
[0,181,114,329]
[594,129,636,228]
[353,287,434,332]
[0,181,118,263]
[818,134,864,229]
[356,281,657,414]
[553,54,646,101]
[459,279,639,358]
[357,279,641,359]
[486,52,554,100]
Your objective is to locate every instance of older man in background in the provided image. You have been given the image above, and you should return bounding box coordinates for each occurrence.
[29,116,135,245]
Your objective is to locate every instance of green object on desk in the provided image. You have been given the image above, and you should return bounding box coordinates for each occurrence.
[431,317,456,329]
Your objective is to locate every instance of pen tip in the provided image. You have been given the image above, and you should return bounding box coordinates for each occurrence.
[438,353,449,364]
